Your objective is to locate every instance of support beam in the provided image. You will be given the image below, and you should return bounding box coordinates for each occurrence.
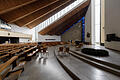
[15,0,71,27]
[20,0,75,28]
[0,0,58,23]
[39,0,90,35]
[0,0,37,14]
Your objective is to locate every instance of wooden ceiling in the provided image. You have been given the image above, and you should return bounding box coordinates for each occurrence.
[39,0,90,35]
[0,0,76,29]
[48,7,88,35]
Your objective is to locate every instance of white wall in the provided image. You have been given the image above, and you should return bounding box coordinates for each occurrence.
[10,24,35,41]
[9,23,61,42]
[38,34,61,42]
[19,38,31,43]
[85,2,91,43]
[0,29,32,38]
[34,21,61,42]
[105,0,120,36]
[0,19,61,42]
[101,0,105,43]
[105,0,120,51]
[0,19,36,42]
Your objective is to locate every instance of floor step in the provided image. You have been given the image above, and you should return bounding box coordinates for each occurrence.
[70,52,120,77]
[70,50,120,70]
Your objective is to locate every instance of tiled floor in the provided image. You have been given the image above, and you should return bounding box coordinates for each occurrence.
[18,45,120,80]
[18,47,72,80]
[70,45,120,66]
[56,51,120,80]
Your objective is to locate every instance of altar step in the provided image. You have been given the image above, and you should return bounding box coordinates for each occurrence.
[70,50,120,77]
[55,50,120,80]
[70,50,120,70]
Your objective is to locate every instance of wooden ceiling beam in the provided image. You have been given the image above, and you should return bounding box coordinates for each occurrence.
[48,15,82,35]
[58,9,88,35]
[55,11,86,35]
[25,0,76,28]
[0,0,37,15]
[48,7,88,35]
[39,0,90,35]
[0,0,58,23]
[14,0,73,27]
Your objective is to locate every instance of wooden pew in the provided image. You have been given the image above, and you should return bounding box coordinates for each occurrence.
[0,43,38,80]
[0,56,18,80]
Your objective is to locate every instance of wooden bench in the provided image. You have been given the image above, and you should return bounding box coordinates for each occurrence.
[0,50,29,80]
[58,47,64,55]
[41,42,66,47]
[0,43,38,80]
[0,56,18,80]
[27,49,38,61]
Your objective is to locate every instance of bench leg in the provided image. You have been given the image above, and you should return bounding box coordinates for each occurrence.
[12,60,17,69]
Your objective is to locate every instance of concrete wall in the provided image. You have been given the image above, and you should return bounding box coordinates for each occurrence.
[85,2,91,43]
[105,0,120,51]
[61,22,82,42]
[38,35,61,42]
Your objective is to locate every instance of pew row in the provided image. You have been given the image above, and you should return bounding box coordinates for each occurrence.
[0,43,38,80]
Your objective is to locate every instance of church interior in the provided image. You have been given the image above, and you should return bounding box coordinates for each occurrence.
[0,0,120,80]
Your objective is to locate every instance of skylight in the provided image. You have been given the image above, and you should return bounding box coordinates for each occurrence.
[35,0,86,32]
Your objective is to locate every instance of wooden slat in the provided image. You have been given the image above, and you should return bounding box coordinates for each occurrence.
[0,0,59,23]
[26,0,76,29]
[58,8,88,35]
[2,68,11,79]
[48,7,88,35]
[0,64,5,69]
[39,0,90,35]
[0,0,37,14]
[0,52,7,55]
[6,70,22,80]
[0,54,9,59]
[0,56,18,73]
[15,0,73,27]
[56,15,84,35]
[24,46,37,53]
[0,76,2,80]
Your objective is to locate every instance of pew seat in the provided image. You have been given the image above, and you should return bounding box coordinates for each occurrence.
[4,70,22,80]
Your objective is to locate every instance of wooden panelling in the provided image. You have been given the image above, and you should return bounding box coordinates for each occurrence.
[24,0,75,28]
[0,56,18,73]
[14,0,72,27]
[0,0,90,33]
[0,0,37,14]
[0,0,58,23]
[26,0,76,28]
[39,0,90,35]
[48,7,88,35]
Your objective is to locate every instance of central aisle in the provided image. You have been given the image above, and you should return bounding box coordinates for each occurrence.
[18,47,72,80]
